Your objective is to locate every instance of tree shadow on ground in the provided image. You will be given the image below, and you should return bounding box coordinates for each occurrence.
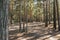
[9,28,60,40]
[9,28,27,40]
[9,23,60,40]
[9,29,19,35]
[42,31,60,40]
[19,29,60,40]
[9,29,19,40]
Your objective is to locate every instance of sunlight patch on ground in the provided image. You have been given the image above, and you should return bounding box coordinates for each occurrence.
[37,35,51,40]
[55,34,60,39]
[16,36,34,40]
[9,29,16,31]
[49,37,58,40]
[16,37,27,40]
[38,35,58,40]
[56,34,60,36]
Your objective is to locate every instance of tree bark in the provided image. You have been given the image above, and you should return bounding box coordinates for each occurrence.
[48,0,51,24]
[43,0,45,22]
[45,0,48,27]
[53,0,56,30]
[0,0,3,40]
[2,0,9,40]
[56,0,60,31]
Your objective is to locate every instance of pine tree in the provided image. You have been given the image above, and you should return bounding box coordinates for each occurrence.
[53,0,56,30]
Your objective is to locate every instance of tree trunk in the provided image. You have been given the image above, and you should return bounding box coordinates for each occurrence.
[56,0,60,31]
[22,0,26,32]
[10,13,13,25]
[2,0,9,40]
[0,0,3,40]
[45,0,48,27]
[48,0,51,24]
[53,0,56,30]
[43,0,45,22]
[19,0,22,32]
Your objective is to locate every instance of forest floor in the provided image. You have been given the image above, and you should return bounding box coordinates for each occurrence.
[9,22,60,40]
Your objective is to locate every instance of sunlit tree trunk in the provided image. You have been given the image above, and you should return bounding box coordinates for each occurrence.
[29,0,32,22]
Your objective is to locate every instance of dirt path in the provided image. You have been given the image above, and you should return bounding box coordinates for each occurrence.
[9,22,60,40]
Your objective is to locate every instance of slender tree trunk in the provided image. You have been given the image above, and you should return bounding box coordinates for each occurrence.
[10,4,13,25]
[19,0,22,32]
[48,0,51,24]
[10,13,13,25]
[43,0,45,22]
[56,0,60,31]
[45,0,48,27]
[25,8,28,33]
[22,0,26,32]
[53,0,56,30]
[30,3,32,22]
[19,12,22,32]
